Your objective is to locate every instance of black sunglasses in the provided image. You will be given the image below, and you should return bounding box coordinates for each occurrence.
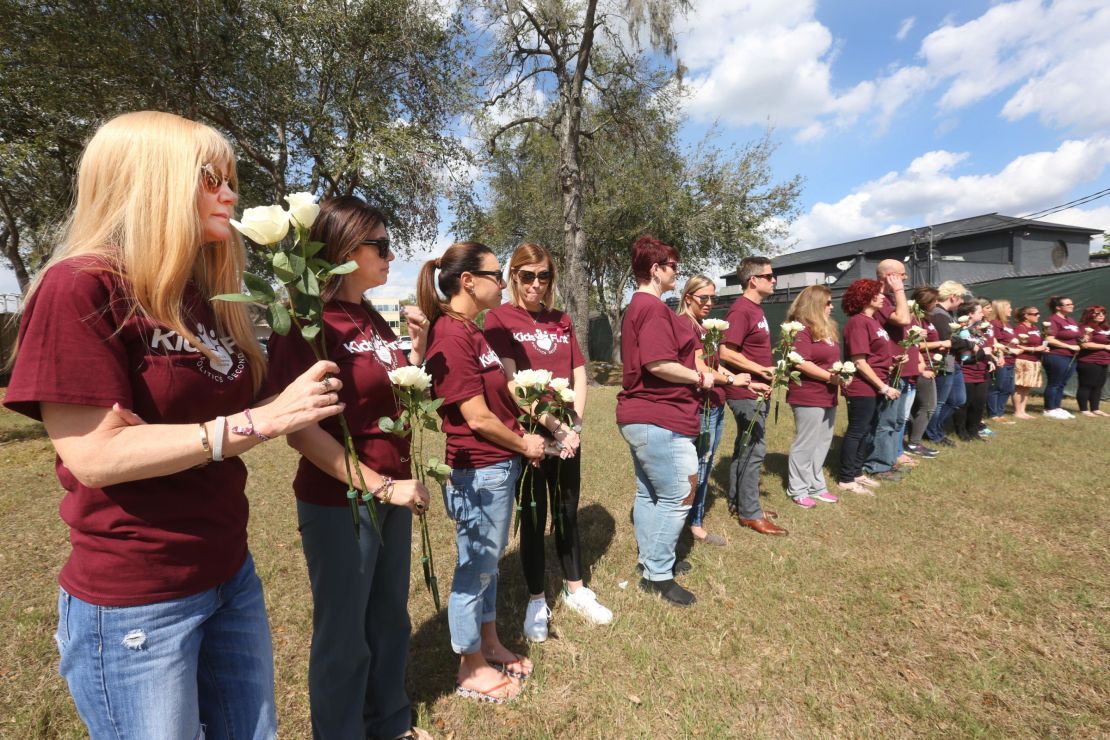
[691,294,714,305]
[515,269,552,284]
[359,238,392,259]
[471,270,506,286]
[754,272,775,281]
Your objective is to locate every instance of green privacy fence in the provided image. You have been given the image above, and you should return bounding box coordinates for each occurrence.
[591,264,1110,398]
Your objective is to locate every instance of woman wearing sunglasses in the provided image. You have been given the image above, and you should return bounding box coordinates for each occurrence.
[1042,295,1082,419]
[264,196,433,739]
[1076,305,1110,417]
[3,111,344,738]
[418,242,546,703]
[484,243,614,642]
[1011,306,1047,419]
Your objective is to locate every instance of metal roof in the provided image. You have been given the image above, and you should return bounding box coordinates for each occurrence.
[768,213,1103,271]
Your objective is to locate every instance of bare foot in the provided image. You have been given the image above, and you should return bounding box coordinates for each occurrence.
[1094,410,1110,417]
[482,646,533,677]
[1081,411,1097,417]
[456,662,521,700]
[1015,413,1034,419]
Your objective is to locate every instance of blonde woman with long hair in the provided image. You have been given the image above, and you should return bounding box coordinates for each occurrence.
[484,242,613,642]
[784,285,849,505]
[988,298,1018,420]
[4,111,343,738]
[676,274,754,545]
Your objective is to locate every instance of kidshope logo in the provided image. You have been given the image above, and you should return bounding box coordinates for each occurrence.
[149,323,246,382]
[876,328,890,340]
[478,345,503,369]
[343,336,400,366]
[512,329,568,355]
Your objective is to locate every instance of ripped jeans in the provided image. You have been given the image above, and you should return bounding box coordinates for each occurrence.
[620,423,698,582]
[55,553,277,740]
[443,456,522,655]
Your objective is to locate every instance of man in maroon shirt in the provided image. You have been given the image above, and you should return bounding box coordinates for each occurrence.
[863,259,913,479]
[719,256,786,536]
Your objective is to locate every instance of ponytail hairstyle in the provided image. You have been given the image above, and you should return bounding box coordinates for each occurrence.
[1047,295,1072,313]
[416,240,495,326]
[677,273,715,321]
[507,242,556,307]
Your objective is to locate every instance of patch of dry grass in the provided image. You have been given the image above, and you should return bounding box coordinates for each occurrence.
[1,388,1107,737]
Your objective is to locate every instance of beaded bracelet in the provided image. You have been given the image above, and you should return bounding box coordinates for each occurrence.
[372,477,394,504]
[230,408,270,441]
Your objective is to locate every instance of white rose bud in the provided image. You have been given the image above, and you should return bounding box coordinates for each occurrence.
[231,204,290,246]
[388,365,432,391]
[787,350,804,364]
[702,318,730,331]
[549,377,571,393]
[842,361,856,373]
[285,192,320,229]
[558,388,576,403]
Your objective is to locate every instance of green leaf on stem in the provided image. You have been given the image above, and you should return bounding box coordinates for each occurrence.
[267,302,291,335]
[378,416,394,434]
[304,240,326,258]
[272,251,298,282]
[243,272,276,301]
[328,260,359,276]
[421,398,444,413]
[422,416,439,431]
[300,323,320,341]
[211,292,256,303]
[299,269,321,297]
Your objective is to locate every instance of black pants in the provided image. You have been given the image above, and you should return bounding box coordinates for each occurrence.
[838,395,878,483]
[1076,362,1108,411]
[952,380,987,439]
[519,453,583,594]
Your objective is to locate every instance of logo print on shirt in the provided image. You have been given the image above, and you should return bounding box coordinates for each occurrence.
[756,318,769,333]
[478,345,503,369]
[343,335,401,365]
[148,322,246,383]
[876,328,890,340]
[512,329,569,356]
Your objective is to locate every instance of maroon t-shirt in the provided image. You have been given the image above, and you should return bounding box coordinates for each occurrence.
[264,300,411,506]
[483,303,584,378]
[425,316,522,469]
[1014,323,1043,362]
[992,320,1018,366]
[921,319,941,372]
[616,292,700,436]
[1078,323,1110,365]
[962,358,988,384]
[681,317,725,408]
[877,295,918,380]
[842,312,892,397]
[785,327,839,408]
[1046,314,1082,357]
[721,296,771,401]
[3,257,254,607]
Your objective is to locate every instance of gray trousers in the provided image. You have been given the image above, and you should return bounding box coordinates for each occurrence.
[787,405,836,500]
[908,376,937,444]
[727,398,767,520]
[297,499,413,740]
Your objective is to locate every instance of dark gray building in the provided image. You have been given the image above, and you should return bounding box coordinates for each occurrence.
[721,213,1102,303]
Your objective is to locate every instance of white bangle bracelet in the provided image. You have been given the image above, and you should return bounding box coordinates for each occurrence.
[212,416,227,462]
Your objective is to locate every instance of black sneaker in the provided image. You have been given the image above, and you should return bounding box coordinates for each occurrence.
[905,443,939,458]
[932,437,957,448]
[638,578,696,607]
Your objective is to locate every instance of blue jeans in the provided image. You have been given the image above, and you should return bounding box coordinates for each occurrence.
[987,364,1016,417]
[895,381,917,459]
[865,379,908,473]
[688,404,725,528]
[1042,353,1075,411]
[56,553,277,740]
[443,456,521,655]
[620,423,698,582]
[926,365,966,440]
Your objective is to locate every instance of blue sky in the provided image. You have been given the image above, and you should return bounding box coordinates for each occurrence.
[3,0,1107,299]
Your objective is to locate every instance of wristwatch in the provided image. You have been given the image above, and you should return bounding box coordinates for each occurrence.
[726,374,736,386]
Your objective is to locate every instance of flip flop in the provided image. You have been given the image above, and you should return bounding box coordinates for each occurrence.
[488,653,532,681]
[455,676,519,704]
[694,532,727,546]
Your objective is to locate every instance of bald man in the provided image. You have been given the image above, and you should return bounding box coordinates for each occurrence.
[861,260,915,480]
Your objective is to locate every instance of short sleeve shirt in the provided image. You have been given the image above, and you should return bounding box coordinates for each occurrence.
[721,296,772,401]
[992,320,1018,366]
[842,312,892,397]
[785,327,839,408]
[616,292,700,436]
[483,303,584,378]
[1047,314,1082,357]
[1014,323,1043,362]
[1078,323,1110,365]
[264,300,411,506]
[3,257,255,607]
[425,316,522,469]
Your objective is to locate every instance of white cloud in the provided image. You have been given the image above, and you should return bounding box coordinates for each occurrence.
[789,136,1110,249]
[1039,205,1110,251]
[895,17,916,41]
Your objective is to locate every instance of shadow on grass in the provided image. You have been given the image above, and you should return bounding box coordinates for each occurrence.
[406,502,617,707]
[0,425,48,445]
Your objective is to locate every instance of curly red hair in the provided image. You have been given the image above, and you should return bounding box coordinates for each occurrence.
[1080,305,1108,330]
[841,278,883,316]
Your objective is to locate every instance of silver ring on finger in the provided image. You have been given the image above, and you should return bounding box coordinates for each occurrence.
[321,378,331,392]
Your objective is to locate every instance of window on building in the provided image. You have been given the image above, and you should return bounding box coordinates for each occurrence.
[1051,240,1068,268]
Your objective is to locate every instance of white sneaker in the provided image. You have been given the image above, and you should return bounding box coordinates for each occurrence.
[1061,409,1075,418]
[560,586,614,625]
[523,598,551,642]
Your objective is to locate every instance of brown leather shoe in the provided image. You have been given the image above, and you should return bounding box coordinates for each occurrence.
[739,516,788,536]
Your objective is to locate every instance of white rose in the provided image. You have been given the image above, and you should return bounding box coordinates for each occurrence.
[702,318,730,332]
[513,369,552,390]
[781,321,805,334]
[932,353,943,362]
[533,369,553,388]
[957,315,970,324]
[842,361,856,373]
[388,366,431,391]
[285,192,320,229]
[558,388,576,404]
[549,377,571,393]
[831,361,843,371]
[787,350,804,364]
[907,300,917,309]
[949,323,961,330]
[231,204,290,245]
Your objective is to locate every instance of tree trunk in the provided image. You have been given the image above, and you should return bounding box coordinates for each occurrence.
[558,97,591,363]
[0,190,30,291]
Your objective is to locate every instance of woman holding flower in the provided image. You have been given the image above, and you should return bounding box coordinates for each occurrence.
[264,196,433,739]
[1012,305,1047,419]
[618,236,715,607]
[2,111,347,738]
[1042,295,1082,419]
[419,241,546,703]
[951,301,991,441]
[1076,305,1110,416]
[483,242,613,642]
[676,275,755,543]
[987,299,1018,421]
[904,287,946,457]
[784,285,849,507]
[837,279,899,495]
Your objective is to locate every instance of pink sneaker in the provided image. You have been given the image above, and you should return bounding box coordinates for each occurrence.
[812,491,839,504]
[793,496,818,509]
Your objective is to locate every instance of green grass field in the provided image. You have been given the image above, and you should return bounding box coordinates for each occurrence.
[1,387,1107,738]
